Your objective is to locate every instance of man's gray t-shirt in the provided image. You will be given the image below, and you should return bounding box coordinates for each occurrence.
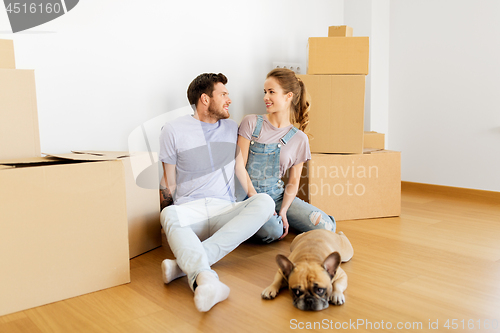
[159,115,238,205]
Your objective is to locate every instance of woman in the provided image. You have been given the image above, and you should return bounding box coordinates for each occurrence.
[237,68,336,243]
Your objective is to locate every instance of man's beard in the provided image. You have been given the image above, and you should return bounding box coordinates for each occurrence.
[207,102,229,121]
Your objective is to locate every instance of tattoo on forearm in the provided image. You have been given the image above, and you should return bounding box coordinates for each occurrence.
[160,187,174,210]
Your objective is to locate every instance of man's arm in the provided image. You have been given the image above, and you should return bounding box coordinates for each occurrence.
[160,162,176,211]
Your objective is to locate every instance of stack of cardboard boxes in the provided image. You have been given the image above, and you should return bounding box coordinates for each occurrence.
[0,40,161,316]
[294,26,401,221]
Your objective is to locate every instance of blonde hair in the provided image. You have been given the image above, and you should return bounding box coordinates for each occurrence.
[266,68,311,133]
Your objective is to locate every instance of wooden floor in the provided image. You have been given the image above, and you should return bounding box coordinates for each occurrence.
[2,185,500,332]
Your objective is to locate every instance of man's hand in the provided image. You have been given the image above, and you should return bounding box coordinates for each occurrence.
[160,163,176,211]
[160,186,174,211]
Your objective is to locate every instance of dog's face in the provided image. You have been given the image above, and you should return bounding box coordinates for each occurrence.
[276,252,340,311]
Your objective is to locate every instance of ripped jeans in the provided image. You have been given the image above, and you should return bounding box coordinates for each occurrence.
[254,195,337,243]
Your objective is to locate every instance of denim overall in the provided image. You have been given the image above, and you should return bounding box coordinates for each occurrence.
[246,115,336,243]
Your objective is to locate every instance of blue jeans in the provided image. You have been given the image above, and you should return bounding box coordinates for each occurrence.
[254,195,336,243]
[245,115,336,243]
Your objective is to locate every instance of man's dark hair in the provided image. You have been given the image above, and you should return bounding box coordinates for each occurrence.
[187,73,228,110]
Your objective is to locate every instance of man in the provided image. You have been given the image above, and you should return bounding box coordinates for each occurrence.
[159,73,275,312]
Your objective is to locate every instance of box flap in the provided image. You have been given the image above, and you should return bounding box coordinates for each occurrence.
[43,151,129,162]
[363,148,384,154]
[71,150,131,159]
[363,149,400,155]
[43,153,109,161]
[0,156,58,166]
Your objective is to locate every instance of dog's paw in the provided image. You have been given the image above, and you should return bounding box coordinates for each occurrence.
[261,286,279,300]
[330,291,345,305]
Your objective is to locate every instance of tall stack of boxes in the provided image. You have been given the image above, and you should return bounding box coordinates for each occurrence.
[295,26,401,221]
[0,40,161,316]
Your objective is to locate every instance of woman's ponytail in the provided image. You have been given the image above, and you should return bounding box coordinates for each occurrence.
[267,68,311,135]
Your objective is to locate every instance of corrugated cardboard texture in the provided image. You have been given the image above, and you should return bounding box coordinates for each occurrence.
[0,39,15,69]
[364,131,385,149]
[328,25,353,37]
[0,160,130,316]
[299,151,401,221]
[0,69,41,160]
[298,75,365,154]
[307,37,369,75]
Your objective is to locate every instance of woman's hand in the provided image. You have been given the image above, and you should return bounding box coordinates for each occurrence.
[278,209,289,240]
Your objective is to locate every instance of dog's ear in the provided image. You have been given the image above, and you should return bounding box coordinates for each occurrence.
[322,252,341,279]
[276,254,295,278]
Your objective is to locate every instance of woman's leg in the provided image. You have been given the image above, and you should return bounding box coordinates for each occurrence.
[252,213,283,243]
[276,197,336,233]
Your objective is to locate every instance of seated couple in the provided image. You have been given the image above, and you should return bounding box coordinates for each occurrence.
[158,70,336,312]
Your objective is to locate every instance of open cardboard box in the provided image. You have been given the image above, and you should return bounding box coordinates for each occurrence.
[0,40,161,316]
[0,151,161,315]
[44,151,162,259]
[289,149,401,221]
[0,156,131,316]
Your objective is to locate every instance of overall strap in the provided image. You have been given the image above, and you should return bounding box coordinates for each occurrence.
[280,126,299,145]
[251,115,265,139]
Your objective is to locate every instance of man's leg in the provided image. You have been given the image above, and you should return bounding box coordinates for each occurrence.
[203,193,275,265]
[160,200,214,290]
[160,196,273,312]
[162,193,274,282]
[161,200,230,312]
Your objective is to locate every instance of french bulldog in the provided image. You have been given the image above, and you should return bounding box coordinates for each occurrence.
[261,229,353,311]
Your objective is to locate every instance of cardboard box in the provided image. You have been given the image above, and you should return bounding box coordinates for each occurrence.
[298,74,365,154]
[46,151,162,259]
[294,150,401,221]
[0,39,15,69]
[328,25,353,37]
[307,37,369,75]
[0,69,41,160]
[364,131,385,149]
[0,157,131,316]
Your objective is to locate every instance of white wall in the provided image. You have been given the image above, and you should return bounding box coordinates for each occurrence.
[344,0,390,139]
[343,0,372,131]
[3,0,498,192]
[0,0,343,154]
[389,0,500,192]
